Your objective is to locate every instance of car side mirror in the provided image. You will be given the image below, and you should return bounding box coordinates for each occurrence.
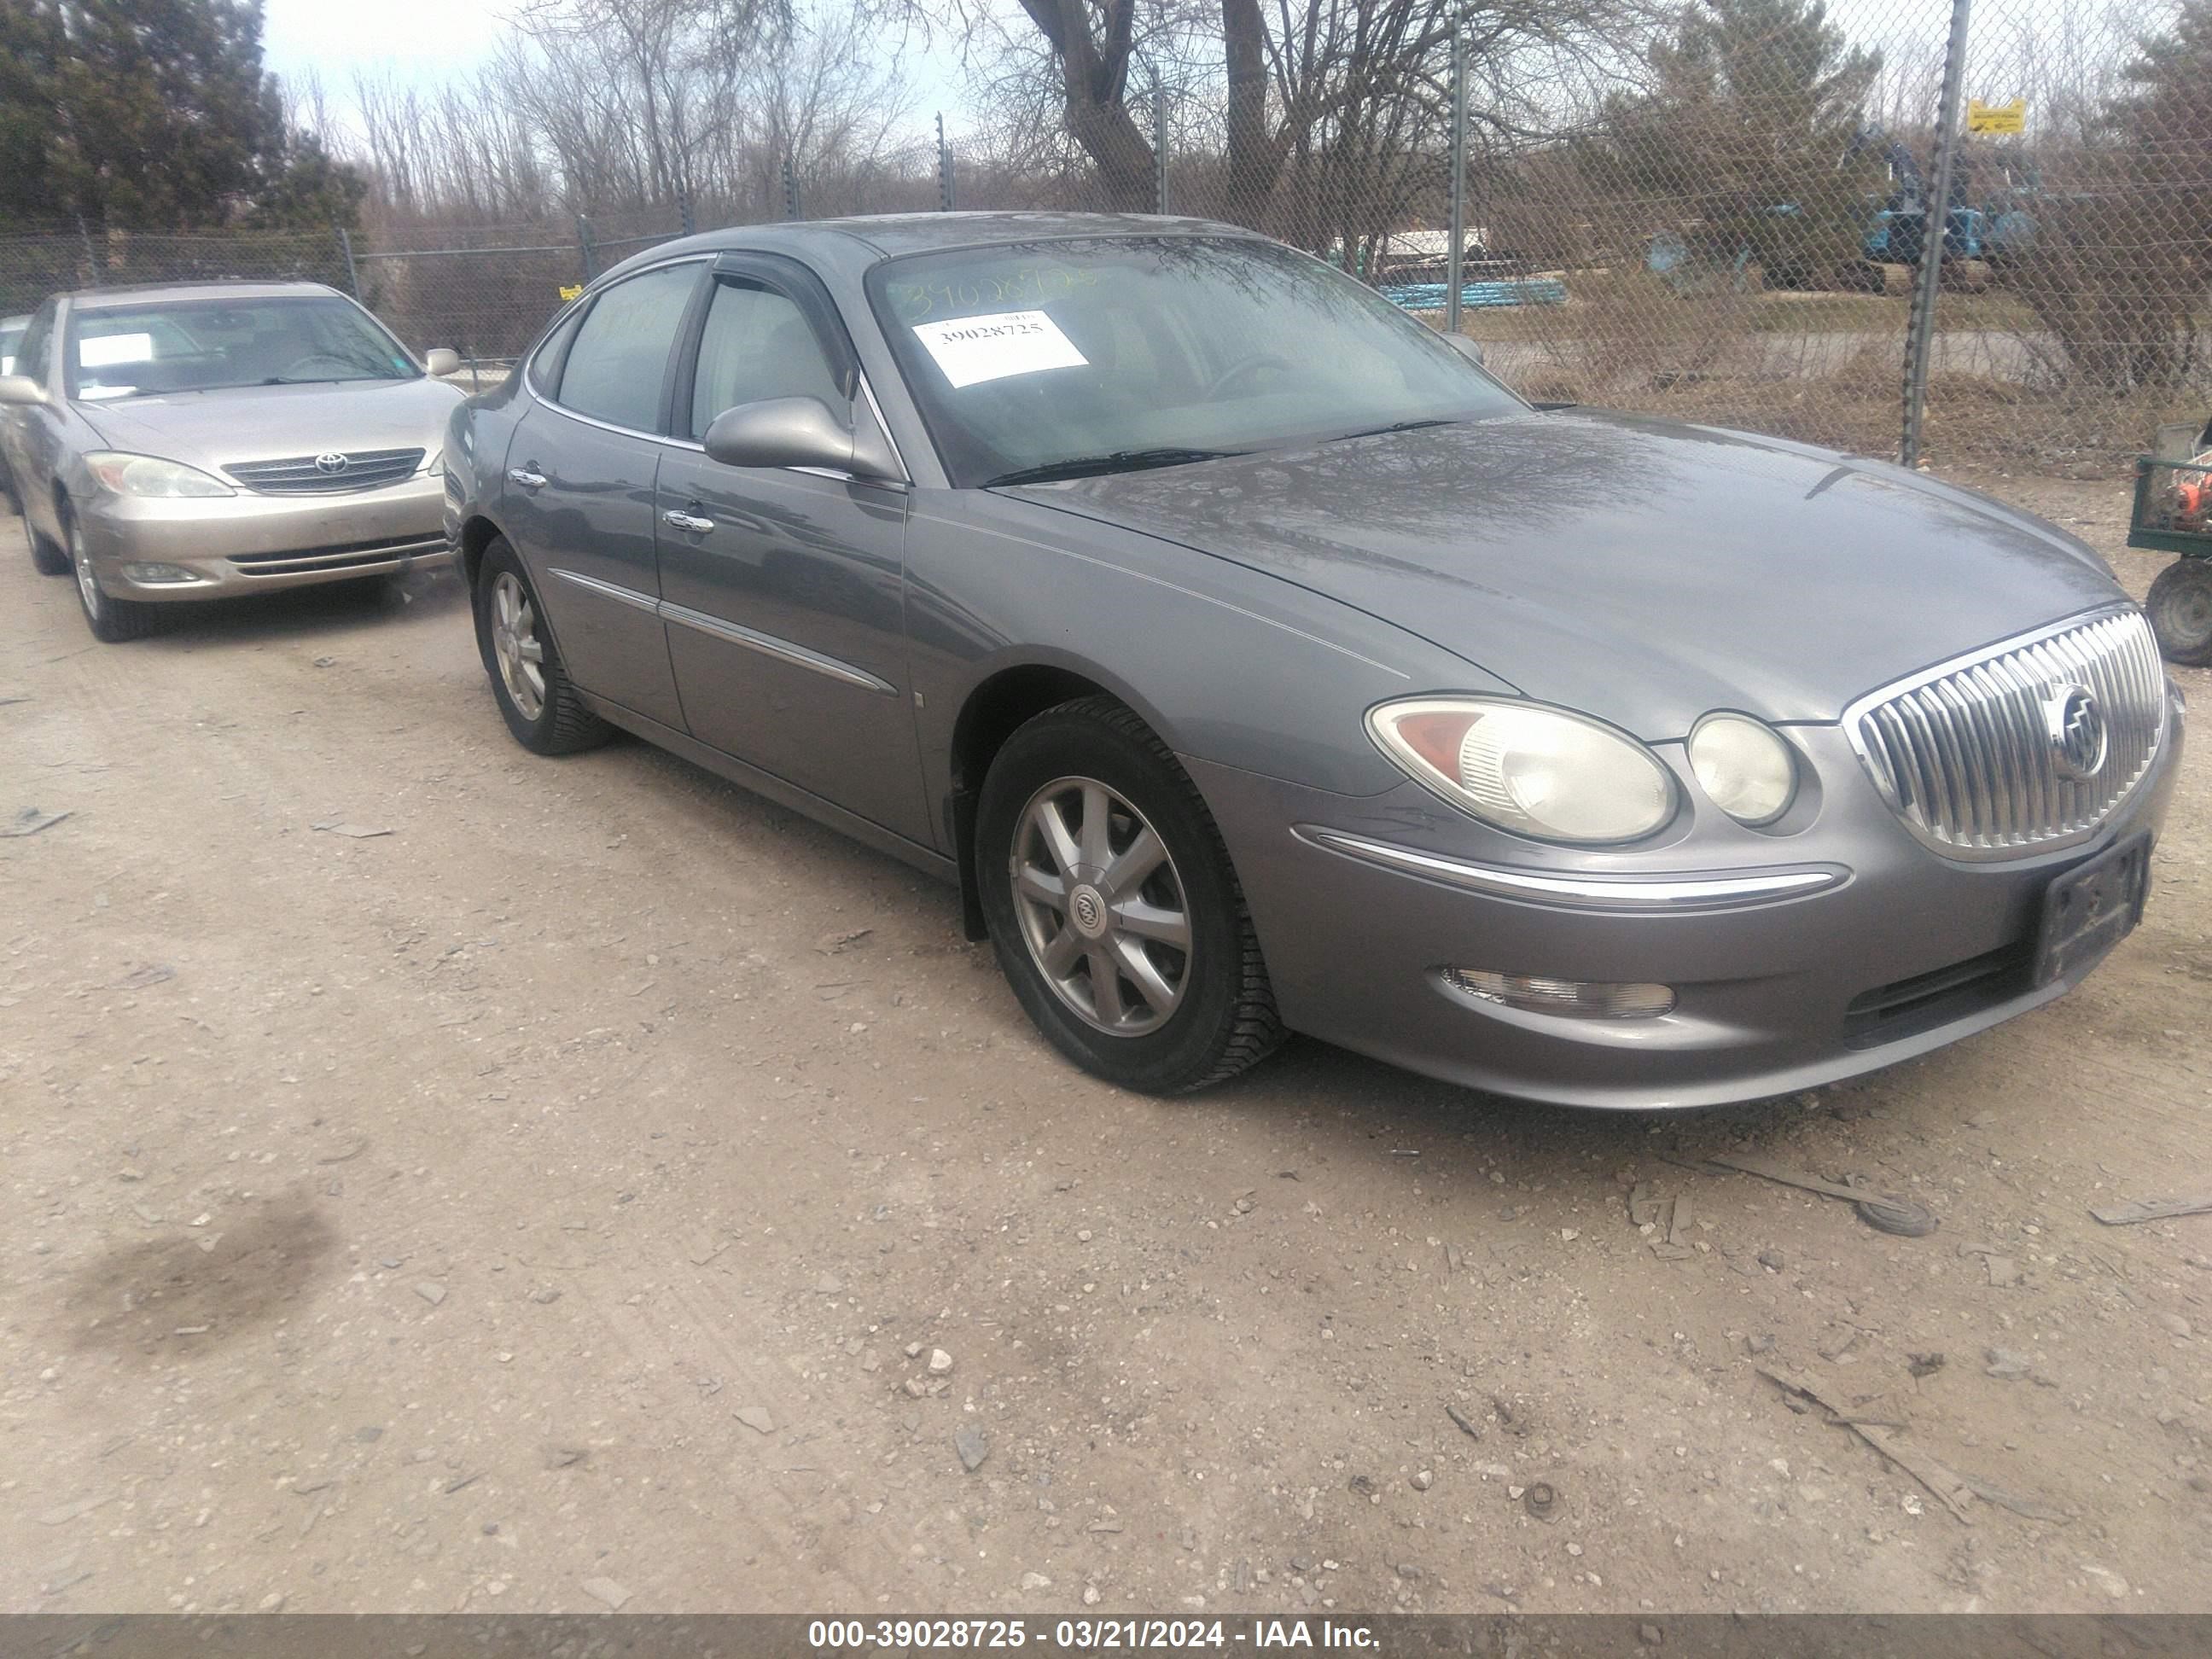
[0,372,47,406]
[423,348,462,377]
[1446,335,1486,368]
[701,396,903,485]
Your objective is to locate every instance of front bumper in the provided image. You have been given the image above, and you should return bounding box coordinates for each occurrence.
[76,471,452,601]
[1191,703,2185,1110]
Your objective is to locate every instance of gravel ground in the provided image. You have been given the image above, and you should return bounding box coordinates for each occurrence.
[2,476,2208,1618]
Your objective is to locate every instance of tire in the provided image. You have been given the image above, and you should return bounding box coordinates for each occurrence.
[2147,558,2212,667]
[65,504,162,642]
[473,537,611,754]
[29,524,69,575]
[975,695,1283,1095]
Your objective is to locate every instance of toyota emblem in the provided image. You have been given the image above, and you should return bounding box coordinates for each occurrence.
[2042,682,2108,780]
[314,451,350,475]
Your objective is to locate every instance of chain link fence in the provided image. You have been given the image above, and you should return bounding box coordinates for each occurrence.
[0,212,692,390]
[3,0,2203,474]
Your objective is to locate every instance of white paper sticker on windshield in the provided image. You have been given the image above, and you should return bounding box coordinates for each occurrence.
[79,332,154,368]
[911,310,1086,389]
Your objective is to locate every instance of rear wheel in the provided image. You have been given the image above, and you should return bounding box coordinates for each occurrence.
[976,696,1283,1095]
[67,506,162,642]
[473,537,610,754]
[2147,557,2212,667]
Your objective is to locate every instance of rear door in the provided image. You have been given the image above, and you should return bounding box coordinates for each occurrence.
[652,256,927,842]
[501,259,707,731]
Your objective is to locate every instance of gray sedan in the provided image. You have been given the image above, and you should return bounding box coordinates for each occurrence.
[442,213,2184,1109]
[0,281,462,641]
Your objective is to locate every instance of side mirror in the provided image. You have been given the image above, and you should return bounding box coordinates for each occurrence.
[0,373,47,406]
[423,348,462,377]
[701,396,902,484]
[1447,334,1486,368]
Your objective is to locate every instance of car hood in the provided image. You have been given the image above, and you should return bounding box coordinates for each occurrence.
[1002,409,2128,738]
[77,377,464,474]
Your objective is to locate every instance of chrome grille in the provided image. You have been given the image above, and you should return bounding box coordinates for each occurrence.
[1846,608,2168,860]
[224,447,424,494]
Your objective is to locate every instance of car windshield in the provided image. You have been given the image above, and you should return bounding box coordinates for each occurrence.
[0,318,24,376]
[868,236,1523,486]
[66,296,420,401]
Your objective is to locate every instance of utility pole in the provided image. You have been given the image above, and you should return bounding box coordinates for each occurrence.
[1901,0,1973,467]
[1445,9,1468,335]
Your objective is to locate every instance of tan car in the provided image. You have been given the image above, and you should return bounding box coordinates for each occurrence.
[0,281,463,641]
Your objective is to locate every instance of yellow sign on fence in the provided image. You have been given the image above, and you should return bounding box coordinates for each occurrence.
[1967,98,2026,135]
[558,283,583,301]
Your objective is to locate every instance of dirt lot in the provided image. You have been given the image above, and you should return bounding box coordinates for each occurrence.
[3,474,2209,1620]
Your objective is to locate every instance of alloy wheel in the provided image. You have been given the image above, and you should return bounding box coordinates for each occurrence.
[70,518,102,620]
[490,570,547,720]
[1009,775,1193,1036]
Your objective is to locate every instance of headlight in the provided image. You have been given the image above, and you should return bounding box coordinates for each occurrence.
[1367,696,1678,844]
[1688,713,1797,825]
[84,452,233,498]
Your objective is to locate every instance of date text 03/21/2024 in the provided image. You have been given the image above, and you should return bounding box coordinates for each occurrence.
[805,1618,1380,1649]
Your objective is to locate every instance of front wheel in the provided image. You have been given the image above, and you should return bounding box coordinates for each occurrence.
[473,538,610,754]
[2147,559,2212,667]
[976,696,1283,1095]
[67,507,162,641]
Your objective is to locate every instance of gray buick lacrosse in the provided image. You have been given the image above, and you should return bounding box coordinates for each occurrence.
[441,212,2184,1109]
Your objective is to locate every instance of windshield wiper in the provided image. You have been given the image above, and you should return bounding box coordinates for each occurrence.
[983,447,1243,487]
[1329,417,1462,443]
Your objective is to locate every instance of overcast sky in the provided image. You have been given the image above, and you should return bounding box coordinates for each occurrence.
[260,0,969,147]
[262,0,510,108]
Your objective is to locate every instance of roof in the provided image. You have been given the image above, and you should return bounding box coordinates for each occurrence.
[599,210,1267,285]
[65,279,345,311]
[789,211,1260,255]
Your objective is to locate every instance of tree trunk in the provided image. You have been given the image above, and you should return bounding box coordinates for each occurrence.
[1016,0,1154,211]
[1221,0,1278,215]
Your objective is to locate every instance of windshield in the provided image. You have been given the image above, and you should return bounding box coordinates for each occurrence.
[65,296,420,401]
[0,319,24,376]
[868,236,1522,486]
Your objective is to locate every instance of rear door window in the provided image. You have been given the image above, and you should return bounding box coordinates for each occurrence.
[556,263,703,434]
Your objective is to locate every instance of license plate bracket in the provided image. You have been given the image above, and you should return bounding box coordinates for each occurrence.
[2034,833,2151,987]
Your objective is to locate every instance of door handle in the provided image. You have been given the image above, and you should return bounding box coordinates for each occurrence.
[507,467,546,489]
[661,509,715,534]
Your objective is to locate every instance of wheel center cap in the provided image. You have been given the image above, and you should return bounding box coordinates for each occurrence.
[1069,884,1109,938]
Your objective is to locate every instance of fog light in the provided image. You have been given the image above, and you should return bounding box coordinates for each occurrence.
[122,562,202,585]
[1443,968,1674,1020]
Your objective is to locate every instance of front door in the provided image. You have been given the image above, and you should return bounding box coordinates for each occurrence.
[502,259,705,731]
[654,263,927,844]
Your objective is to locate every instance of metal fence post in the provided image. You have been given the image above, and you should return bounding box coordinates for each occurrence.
[937,114,956,212]
[335,224,361,298]
[782,158,802,221]
[678,188,696,238]
[75,215,100,288]
[1444,9,1467,335]
[1901,0,1973,469]
[1153,85,1169,217]
[576,213,598,282]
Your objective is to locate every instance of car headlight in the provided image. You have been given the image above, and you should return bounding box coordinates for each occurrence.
[84,452,233,498]
[1367,696,1678,844]
[1688,713,1797,825]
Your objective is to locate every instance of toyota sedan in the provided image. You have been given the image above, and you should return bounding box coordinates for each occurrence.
[441,212,2184,1109]
[0,281,463,641]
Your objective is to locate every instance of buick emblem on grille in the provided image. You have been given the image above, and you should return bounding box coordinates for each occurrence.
[2042,682,2108,780]
[314,451,350,475]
